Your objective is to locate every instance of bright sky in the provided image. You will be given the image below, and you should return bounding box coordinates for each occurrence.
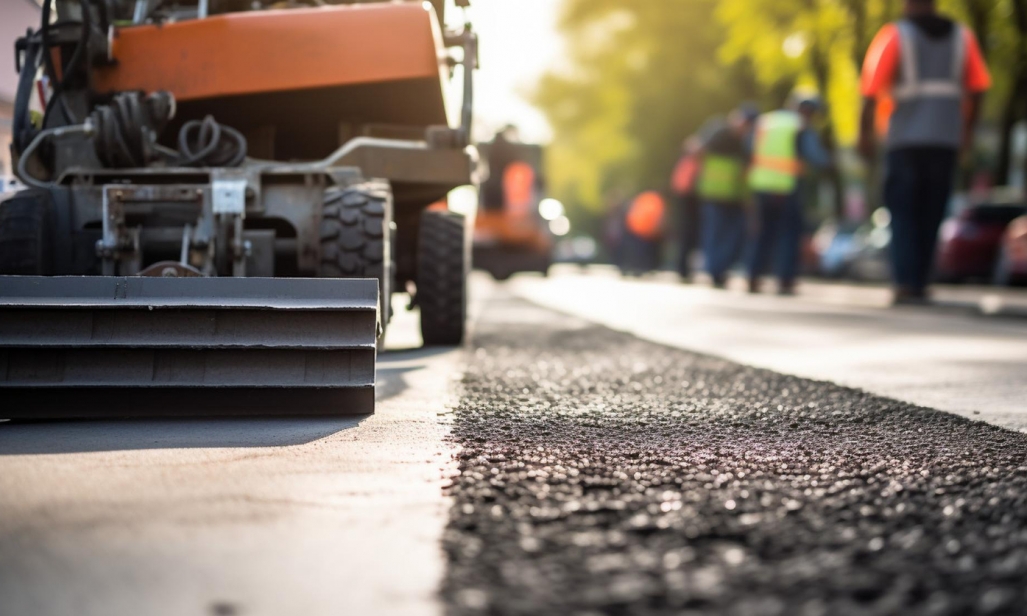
[459,0,563,144]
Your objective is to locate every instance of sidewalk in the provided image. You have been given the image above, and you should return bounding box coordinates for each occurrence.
[583,265,1027,318]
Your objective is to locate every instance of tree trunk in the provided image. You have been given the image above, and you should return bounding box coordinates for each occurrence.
[997,0,1027,188]
[996,73,1025,187]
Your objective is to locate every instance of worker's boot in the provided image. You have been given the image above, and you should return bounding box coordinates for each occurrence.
[777,280,796,296]
[892,286,930,306]
[747,277,762,294]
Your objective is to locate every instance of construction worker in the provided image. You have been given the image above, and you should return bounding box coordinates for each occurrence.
[858,0,991,304]
[621,190,666,275]
[670,136,703,281]
[746,98,832,295]
[698,104,760,288]
[482,125,523,211]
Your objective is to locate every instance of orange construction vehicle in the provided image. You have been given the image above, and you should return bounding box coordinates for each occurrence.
[473,131,553,280]
[0,0,479,417]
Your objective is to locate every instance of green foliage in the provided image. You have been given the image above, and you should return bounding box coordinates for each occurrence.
[718,0,908,145]
[718,0,1025,166]
[535,0,1027,224]
[532,0,757,219]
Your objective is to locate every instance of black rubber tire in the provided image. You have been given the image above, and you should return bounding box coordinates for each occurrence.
[0,190,54,275]
[418,210,468,346]
[319,181,393,338]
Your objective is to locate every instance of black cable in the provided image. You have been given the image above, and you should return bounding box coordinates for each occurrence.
[42,0,92,127]
[40,0,57,86]
[89,92,156,168]
[177,116,247,167]
[89,93,246,169]
[94,0,110,35]
[12,41,39,152]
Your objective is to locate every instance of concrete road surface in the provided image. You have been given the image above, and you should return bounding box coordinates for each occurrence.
[2,272,1025,616]
[0,297,459,616]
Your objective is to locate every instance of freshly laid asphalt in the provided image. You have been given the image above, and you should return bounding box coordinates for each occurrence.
[443,291,1027,616]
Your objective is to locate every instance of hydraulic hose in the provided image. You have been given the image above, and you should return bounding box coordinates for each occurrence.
[89,93,246,169]
[177,116,247,167]
[42,0,92,126]
[89,91,173,168]
[16,122,96,190]
[12,43,40,153]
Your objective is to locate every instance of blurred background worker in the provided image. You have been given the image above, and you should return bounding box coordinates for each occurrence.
[482,125,523,210]
[620,190,666,276]
[858,0,991,305]
[698,104,760,288]
[670,136,703,281]
[746,98,832,295]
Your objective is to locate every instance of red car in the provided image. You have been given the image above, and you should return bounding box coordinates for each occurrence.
[993,214,1027,286]
[935,203,1027,283]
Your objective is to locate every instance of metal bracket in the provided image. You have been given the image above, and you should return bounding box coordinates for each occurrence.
[97,185,205,276]
[212,178,247,215]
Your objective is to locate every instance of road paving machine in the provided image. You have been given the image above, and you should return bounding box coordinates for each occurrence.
[0,0,478,417]
[474,134,553,280]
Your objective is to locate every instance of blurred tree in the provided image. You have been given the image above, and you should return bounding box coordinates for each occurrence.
[532,0,759,225]
[536,0,1027,234]
[718,0,1027,198]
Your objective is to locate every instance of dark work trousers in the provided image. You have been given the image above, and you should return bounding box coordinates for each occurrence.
[702,202,746,283]
[747,191,803,286]
[676,193,702,278]
[620,231,661,275]
[883,147,958,292]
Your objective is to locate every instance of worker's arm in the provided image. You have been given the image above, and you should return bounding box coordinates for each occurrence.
[858,24,899,162]
[799,128,833,171]
[961,29,992,161]
[858,97,877,162]
[962,93,983,161]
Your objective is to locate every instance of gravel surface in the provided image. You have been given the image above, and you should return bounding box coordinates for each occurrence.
[442,296,1027,616]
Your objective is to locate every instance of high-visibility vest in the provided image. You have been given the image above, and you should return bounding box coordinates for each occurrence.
[671,154,700,196]
[697,154,746,203]
[625,191,665,240]
[888,19,966,149]
[748,110,803,195]
[502,161,536,216]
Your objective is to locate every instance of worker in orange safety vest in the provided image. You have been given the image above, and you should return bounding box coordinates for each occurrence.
[620,190,666,276]
[670,135,703,281]
[858,0,991,304]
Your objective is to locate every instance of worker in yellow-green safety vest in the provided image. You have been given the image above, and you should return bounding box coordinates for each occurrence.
[697,103,760,288]
[745,97,833,295]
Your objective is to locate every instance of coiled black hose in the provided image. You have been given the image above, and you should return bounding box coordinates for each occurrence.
[89,92,246,169]
[89,91,171,168]
[177,116,248,168]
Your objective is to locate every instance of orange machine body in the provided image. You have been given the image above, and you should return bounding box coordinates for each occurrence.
[473,142,553,279]
[91,3,454,162]
[94,3,448,105]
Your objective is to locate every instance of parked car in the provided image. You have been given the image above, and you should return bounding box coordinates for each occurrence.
[935,203,1027,283]
[813,220,861,279]
[812,209,891,282]
[993,214,1027,286]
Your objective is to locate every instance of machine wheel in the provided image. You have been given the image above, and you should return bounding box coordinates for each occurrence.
[0,190,54,275]
[417,210,468,346]
[319,181,393,338]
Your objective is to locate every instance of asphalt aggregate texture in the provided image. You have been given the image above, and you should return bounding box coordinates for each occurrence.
[442,296,1027,616]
